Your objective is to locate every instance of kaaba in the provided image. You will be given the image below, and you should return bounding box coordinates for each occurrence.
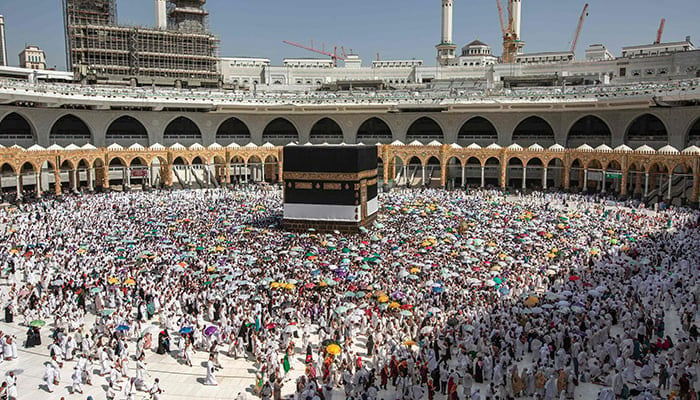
[283,145,378,233]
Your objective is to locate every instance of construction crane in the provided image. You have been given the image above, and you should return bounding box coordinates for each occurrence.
[496,0,525,63]
[570,3,589,53]
[655,18,666,44]
[282,40,346,67]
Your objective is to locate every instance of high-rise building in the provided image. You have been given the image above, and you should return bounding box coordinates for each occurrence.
[0,15,8,67]
[19,45,47,70]
[63,0,220,87]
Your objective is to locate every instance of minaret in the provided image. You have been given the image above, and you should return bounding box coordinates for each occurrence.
[510,0,522,41]
[155,0,167,29]
[0,15,7,67]
[436,0,457,66]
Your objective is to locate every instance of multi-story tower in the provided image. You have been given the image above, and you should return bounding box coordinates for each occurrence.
[63,0,219,87]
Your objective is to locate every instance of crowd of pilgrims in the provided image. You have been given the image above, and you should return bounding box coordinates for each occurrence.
[0,187,698,400]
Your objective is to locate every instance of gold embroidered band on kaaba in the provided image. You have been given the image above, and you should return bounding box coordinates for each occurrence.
[283,169,377,182]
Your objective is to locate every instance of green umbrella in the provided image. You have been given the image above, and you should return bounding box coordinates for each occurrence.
[203,281,213,286]
[101,308,116,316]
[30,319,46,328]
[90,287,103,294]
[334,306,349,315]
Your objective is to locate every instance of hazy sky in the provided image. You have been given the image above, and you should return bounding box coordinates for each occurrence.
[2,0,698,69]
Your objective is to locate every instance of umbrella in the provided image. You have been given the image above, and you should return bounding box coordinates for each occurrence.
[179,327,194,334]
[204,326,218,336]
[420,326,434,335]
[388,302,400,309]
[326,344,341,355]
[100,308,116,316]
[90,287,103,294]
[334,306,349,315]
[116,324,130,332]
[29,319,46,328]
[400,310,412,317]
[284,325,298,334]
[569,275,580,281]
[123,278,136,286]
[524,296,539,307]
[377,295,389,303]
[107,277,120,285]
[428,307,441,314]
[403,340,417,346]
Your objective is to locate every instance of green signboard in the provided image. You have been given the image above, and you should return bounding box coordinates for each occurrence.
[605,172,622,179]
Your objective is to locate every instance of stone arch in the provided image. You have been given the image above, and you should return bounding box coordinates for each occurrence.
[50,114,92,145]
[264,154,280,183]
[566,115,612,148]
[309,117,343,144]
[106,116,148,146]
[263,118,299,145]
[458,116,498,145]
[569,158,584,191]
[216,117,251,145]
[545,157,565,190]
[172,156,189,166]
[163,117,202,145]
[406,117,443,142]
[625,113,668,146]
[0,163,17,197]
[357,117,392,143]
[484,157,501,187]
[506,157,525,188]
[686,117,700,147]
[0,112,36,146]
[512,116,555,147]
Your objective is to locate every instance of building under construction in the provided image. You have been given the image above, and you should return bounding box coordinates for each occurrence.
[63,0,220,87]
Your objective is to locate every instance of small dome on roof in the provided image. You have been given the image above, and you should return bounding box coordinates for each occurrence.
[657,145,679,154]
[635,145,656,153]
[548,144,565,151]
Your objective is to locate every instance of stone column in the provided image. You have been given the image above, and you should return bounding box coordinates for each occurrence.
[480,166,485,188]
[126,167,132,189]
[521,165,527,190]
[244,163,248,183]
[53,168,62,196]
[35,172,42,198]
[421,165,426,186]
[383,160,390,185]
[644,173,650,197]
[583,169,588,191]
[403,165,408,187]
[621,169,628,196]
[440,163,447,188]
[601,170,607,193]
[542,167,548,190]
[461,165,466,187]
[500,162,506,189]
[667,174,673,200]
[261,163,265,183]
[225,164,231,185]
[563,164,571,191]
[15,173,22,200]
[87,168,93,191]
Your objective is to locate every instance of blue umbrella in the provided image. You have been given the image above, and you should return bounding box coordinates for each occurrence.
[432,287,444,294]
[116,324,129,332]
[179,326,194,334]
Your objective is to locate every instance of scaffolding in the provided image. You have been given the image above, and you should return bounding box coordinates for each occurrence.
[63,0,220,87]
